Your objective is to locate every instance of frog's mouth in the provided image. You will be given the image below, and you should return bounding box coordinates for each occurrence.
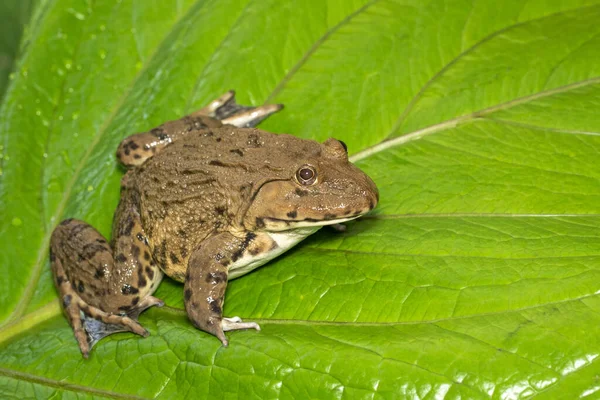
[259,214,365,231]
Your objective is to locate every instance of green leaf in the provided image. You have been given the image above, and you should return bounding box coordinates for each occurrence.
[0,0,38,102]
[1,0,600,398]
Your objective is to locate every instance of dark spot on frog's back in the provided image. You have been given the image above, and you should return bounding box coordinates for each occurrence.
[170,252,180,264]
[209,160,225,167]
[60,218,74,226]
[214,206,226,215]
[94,268,105,279]
[229,149,243,156]
[184,289,192,301]
[116,253,127,263]
[255,217,265,229]
[247,133,261,147]
[63,294,72,307]
[324,213,337,220]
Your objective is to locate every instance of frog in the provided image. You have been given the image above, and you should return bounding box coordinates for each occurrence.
[50,90,379,358]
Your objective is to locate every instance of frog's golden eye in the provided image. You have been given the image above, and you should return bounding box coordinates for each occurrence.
[296,165,317,185]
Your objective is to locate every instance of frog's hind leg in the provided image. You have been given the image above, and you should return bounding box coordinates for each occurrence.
[193,90,283,128]
[50,219,163,358]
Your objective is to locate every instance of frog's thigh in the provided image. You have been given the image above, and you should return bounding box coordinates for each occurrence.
[50,219,162,357]
[184,231,260,346]
[111,202,164,316]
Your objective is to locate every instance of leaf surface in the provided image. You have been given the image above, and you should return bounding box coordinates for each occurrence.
[1,0,600,398]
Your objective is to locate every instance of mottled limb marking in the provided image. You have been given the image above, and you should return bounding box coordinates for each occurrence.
[50,216,163,358]
[184,232,261,346]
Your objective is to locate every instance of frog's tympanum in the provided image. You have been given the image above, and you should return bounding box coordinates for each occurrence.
[50,91,379,357]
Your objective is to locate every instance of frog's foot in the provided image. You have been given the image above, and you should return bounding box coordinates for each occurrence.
[195,90,283,128]
[62,293,158,358]
[217,316,261,347]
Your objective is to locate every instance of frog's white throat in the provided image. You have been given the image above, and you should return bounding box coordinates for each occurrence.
[227,227,322,279]
[228,215,364,279]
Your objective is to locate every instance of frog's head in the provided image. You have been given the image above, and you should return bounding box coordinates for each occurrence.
[243,137,378,231]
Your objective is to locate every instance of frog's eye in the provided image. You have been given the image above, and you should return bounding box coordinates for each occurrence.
[338,140,348,153]
[296,165,317,185]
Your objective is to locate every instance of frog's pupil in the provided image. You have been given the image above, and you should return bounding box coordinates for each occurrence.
[300,168,314,181]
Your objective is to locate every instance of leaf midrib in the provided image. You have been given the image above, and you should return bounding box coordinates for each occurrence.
[350,77,600,162]
[389,3,600,138]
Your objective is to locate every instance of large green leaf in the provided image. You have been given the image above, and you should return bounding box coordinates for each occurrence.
[0,0,38,102]
[1,0,599,398]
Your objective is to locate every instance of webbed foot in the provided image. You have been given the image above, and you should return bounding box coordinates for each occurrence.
[194,90,283,127]
[61,292,159,358]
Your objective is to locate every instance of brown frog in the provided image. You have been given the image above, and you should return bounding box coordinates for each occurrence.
[50,91,379,358]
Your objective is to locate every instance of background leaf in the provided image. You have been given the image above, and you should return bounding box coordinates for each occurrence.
[0,0,38,102]
[1,0,600,398]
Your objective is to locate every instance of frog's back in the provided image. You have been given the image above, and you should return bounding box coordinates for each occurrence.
[130,127,311,280]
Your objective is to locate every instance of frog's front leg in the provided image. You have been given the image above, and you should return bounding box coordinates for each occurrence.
[117,91,283,167]
[184,231,262,345]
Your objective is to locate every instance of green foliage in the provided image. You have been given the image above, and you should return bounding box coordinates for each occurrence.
[1,0,600,398]
[0,0,38,102]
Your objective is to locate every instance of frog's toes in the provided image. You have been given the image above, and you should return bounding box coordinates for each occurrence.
[222,316,261,332]
[221,103,283,128]
[197,90,235,115]
[62,293,154,357]
[211,317,260,348]
[200,90,283,128]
